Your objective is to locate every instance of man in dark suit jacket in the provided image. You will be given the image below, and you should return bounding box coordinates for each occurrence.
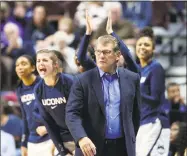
[66,29,140,156]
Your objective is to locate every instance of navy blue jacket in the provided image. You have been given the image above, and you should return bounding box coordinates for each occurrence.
[34,73,74,155]
[139,60,169,127]
[16,76,50,147]
[66,67,141,156]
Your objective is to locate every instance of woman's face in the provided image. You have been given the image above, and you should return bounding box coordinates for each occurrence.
[170,123,180,143]
[33,6,46,25]
[136,36,154,62]
[36,53,55,78]
[15,57,35,79]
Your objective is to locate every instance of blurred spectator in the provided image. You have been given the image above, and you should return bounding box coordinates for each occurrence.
[36,31,78,74]
[1,2,24,49]
[52,31,78,74]
[3,23,24,57]
[33,1,79,18]
[24,5,55,46]
[166,2,186,23]
[169,122,187,156]
[0,56,14,90]
[12,2,27,29]
[24,1,34,20]
[151,1,170,29]
[1,22,35,89]
[58,16,80,49]
[167,82,187,112]
[74,2,107,35]
[1,103,22,150]
[92,2,135,44]
[121,1,152,30]
[44,16,80,49]
[1,130,16,156]
[31,1,79,31]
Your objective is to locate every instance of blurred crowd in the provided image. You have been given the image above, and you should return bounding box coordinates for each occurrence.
[0,1,186,156]
[1,1,186,90]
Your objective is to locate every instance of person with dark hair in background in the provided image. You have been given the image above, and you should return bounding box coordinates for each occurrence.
[1,22,35,90]
[15,55,54,156]
[167,82,187,113]
[135,27,170,156]
[34,49,75,156]
[1,102,22,156]
[169,121,187,156]
[1,130,16,156]
[24,5,55,45]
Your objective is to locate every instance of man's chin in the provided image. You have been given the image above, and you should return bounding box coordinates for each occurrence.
[98,65,105,69]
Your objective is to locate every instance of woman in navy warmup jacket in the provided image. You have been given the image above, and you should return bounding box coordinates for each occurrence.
[34,49,75,156]
[15,55,53,156]
[135,27,170,156]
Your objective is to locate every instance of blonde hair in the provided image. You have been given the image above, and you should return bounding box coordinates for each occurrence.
[97,35,120,52]
[58,16,73,33]
[4,22,20,35]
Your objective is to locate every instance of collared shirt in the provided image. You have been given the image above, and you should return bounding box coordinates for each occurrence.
[98,68,123,139]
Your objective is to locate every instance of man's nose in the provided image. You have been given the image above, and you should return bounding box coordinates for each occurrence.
[100,52,105,57]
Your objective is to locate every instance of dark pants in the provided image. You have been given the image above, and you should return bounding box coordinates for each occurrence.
[101,137,128,156]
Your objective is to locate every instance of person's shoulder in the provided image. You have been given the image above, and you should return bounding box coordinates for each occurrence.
[151,60,164,69]
[9,114,21,121]
[1,130,14,140]
[16,82,22,94]
[61,73,72,79]
[34,78,43,93]
[77,67,97,79]
[149,60,165,74]
[35,76,41,83]
[122,68,139,78]
[120,68,140,84]
[120,19,134,27]
[60,73,75,84]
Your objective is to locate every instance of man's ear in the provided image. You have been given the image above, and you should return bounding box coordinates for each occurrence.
[116,51,121,57]
[116,51,121,61]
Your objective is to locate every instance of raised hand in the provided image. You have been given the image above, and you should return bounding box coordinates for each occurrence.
[85,10,93,35]
[79,137,96,156]
[106,11,113,34]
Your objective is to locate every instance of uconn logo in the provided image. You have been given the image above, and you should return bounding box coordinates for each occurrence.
[21,93,35,105]
[42,97,66,109]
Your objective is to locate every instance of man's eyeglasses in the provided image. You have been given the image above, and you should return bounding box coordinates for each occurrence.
[95,50,113,56]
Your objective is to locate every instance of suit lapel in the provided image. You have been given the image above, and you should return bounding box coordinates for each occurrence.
[91,68,105,116]
[118,68,129,112]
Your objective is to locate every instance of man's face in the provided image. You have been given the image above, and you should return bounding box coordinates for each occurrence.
[111,7,121,24]
[95,43,120,73]
[167,85,180,102]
